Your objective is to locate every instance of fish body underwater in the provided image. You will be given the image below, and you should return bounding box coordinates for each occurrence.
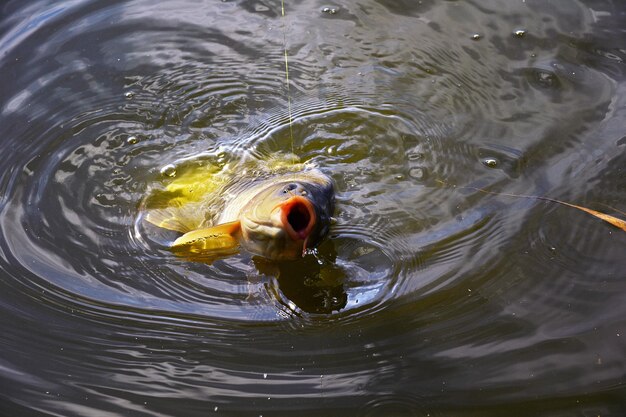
[143,158,335,262]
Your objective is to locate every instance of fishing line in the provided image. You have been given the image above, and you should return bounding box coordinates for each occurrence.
[437,180,626,232]
[280,0,296,165]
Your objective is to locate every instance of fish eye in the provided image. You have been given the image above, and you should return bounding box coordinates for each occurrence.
[283,183,298,193]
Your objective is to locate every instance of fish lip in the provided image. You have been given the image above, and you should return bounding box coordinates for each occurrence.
[274,195,316,241]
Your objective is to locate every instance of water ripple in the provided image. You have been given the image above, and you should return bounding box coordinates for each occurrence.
[1,0,626,415]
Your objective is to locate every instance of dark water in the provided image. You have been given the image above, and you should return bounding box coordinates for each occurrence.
[1,0,625,415]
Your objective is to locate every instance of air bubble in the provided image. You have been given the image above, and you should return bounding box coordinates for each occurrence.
[534,70,559,88]
[126,136,138,145]
[124,91,135,99]
[409,167,425,180]
[481,158,498,168]
[322,6,338,14]
[513,29,526,38]
[471,33,481,41]
[407,152,424,161]
[160,164,177,178]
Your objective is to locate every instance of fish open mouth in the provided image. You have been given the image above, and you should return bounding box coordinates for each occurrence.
[279,196,316,241]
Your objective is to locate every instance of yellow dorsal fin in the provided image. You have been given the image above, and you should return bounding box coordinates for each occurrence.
[145,207,202,233]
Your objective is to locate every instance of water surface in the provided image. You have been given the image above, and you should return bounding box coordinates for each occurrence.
[1,0,625,415]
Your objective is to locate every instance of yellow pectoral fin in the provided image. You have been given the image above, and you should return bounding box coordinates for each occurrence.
[171,221,241,254]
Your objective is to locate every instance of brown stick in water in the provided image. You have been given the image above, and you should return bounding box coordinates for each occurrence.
[439,181,626,232]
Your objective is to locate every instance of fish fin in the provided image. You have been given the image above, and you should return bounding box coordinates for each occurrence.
[171,221,242,251]
[145,207,201,233]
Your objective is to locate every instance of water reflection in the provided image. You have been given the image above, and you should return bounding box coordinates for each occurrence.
[258,247,349,315]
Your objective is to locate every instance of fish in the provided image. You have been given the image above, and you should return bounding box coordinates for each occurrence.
[142,157,335,262]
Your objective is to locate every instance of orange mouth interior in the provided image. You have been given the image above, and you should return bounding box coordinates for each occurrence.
[278,196,316,241]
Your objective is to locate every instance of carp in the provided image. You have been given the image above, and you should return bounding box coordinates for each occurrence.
[142,157,335,262]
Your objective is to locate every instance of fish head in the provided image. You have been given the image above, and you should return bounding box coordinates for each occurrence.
[239,175,334,260]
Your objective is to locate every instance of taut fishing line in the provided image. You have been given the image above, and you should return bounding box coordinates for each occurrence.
[280,0,296,165]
